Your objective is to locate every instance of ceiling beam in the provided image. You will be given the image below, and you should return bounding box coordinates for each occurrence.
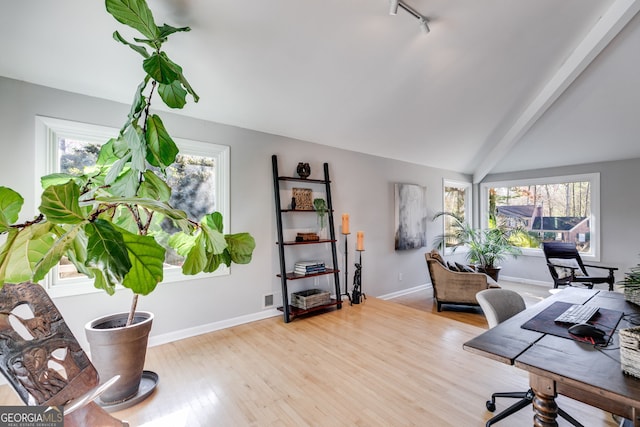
[472,0,640,183]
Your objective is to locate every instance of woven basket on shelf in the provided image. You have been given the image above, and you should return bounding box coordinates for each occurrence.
[291,289,331,310]
[620,326,640,379]
[624,288,640,306]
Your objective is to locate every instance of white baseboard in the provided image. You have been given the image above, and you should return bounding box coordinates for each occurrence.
[148,308,282,348]
[499,275,553,287]
[378,283,431,301]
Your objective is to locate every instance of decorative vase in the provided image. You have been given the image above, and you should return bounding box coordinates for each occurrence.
[296,162,311,179]
[85,311,154,405]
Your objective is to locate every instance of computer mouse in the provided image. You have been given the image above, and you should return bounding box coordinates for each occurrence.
[568,323,606,339]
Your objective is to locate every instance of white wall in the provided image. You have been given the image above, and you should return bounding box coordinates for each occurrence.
[0,77,470,347]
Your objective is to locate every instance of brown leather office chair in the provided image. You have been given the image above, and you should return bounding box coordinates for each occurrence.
[476,289,583,427]
[543,242,617,291]
[0,282,128,427]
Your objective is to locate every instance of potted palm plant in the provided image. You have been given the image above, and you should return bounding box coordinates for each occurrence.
[0,0,255,406]
[432,212,521,281]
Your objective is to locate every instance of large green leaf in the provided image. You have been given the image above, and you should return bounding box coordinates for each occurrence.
[40,173,75,189]
[121,231,165,295]
[33,222,87,282]
[143,52,179,85]
[65,226,90,275]
[0,187,23,233]
[88,267,116,295]
[201,222,227,255]
[109,168,139,198]
[138,170,171,202]
[124,124,146,172]
[178,72,199,103]
[105,152,130,185]
[158,80,187,109]
[0,223,55,284]
[112,132,130,157]
[125,77,149,131]
[96,139,118,168]
[85,219,132,289]
[225,233,256,264]
[145,115,179,169]
[201,212,223,233]
[0,229,19,286]
[157,24,190,39]
[106,0,159,41]
[204,251,225,273]
[39,181,86,224]
[181,234,206,275]
[112,30,150,58]
[168,232,196,257]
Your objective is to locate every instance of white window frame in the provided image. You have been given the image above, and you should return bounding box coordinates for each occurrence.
[479,172,600,261]
[35,116,230,297]
[442,179,472,255]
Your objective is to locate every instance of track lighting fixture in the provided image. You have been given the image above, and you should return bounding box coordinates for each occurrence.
[419,17,430,34]
[389,0,399,15]
[389,0,430,35]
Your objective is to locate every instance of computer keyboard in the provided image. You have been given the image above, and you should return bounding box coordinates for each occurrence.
[554,304,600,324]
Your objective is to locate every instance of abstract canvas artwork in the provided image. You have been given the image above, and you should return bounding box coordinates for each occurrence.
[394,183,427,250]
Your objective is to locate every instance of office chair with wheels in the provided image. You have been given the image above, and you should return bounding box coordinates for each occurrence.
[476,289,583,427]
[542,242,617,291]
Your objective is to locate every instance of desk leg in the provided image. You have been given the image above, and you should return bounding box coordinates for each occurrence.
[530,374,558,427]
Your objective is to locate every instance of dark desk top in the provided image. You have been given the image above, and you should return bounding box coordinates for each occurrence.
[463,287,640,415]
[463,287,597,364]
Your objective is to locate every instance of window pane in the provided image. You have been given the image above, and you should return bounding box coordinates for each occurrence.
[444,185,467,248]
[160,153,216,267]
[59,138,100,175]
[489,181,592,252]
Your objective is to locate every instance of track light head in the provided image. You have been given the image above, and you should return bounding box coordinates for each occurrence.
[419,17,430,34]
[389,0,399,15]
[389,1,430,35]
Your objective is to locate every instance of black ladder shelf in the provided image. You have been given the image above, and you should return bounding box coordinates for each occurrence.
[272,155,342,323]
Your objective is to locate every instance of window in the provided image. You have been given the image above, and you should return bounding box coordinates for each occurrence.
[479,173,600,261]
[35,116,230,296]
[442,179,472,253]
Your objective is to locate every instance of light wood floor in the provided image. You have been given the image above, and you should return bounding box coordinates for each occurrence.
[0,287,619,426]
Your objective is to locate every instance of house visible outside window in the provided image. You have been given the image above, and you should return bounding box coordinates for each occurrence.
[442,179,472,253]
[35,116,230,297]
[479,173,600,261]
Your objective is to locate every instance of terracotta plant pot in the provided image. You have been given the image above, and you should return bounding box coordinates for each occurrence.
[85,311,153,405]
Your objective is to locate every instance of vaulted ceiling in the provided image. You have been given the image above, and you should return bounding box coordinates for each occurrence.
[2,0,639,181]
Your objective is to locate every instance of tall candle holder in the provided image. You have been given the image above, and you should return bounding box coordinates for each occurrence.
[341,233,351,302]
[351,250,366,305]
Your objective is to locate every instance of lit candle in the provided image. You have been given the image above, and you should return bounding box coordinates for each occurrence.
[342,214,350,234]
[356,231,364,251]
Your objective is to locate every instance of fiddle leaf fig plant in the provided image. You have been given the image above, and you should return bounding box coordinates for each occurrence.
[0,0,255,325]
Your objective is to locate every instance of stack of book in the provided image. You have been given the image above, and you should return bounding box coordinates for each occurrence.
[295,232,320,242]
[294,260,326,275]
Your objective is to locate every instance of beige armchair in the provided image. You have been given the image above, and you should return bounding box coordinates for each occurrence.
[425,251,500,312]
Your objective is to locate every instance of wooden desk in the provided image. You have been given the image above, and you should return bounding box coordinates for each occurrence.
[464,287,640,427]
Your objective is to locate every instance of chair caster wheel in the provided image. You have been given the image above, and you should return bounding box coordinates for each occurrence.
[486,401,496,412]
